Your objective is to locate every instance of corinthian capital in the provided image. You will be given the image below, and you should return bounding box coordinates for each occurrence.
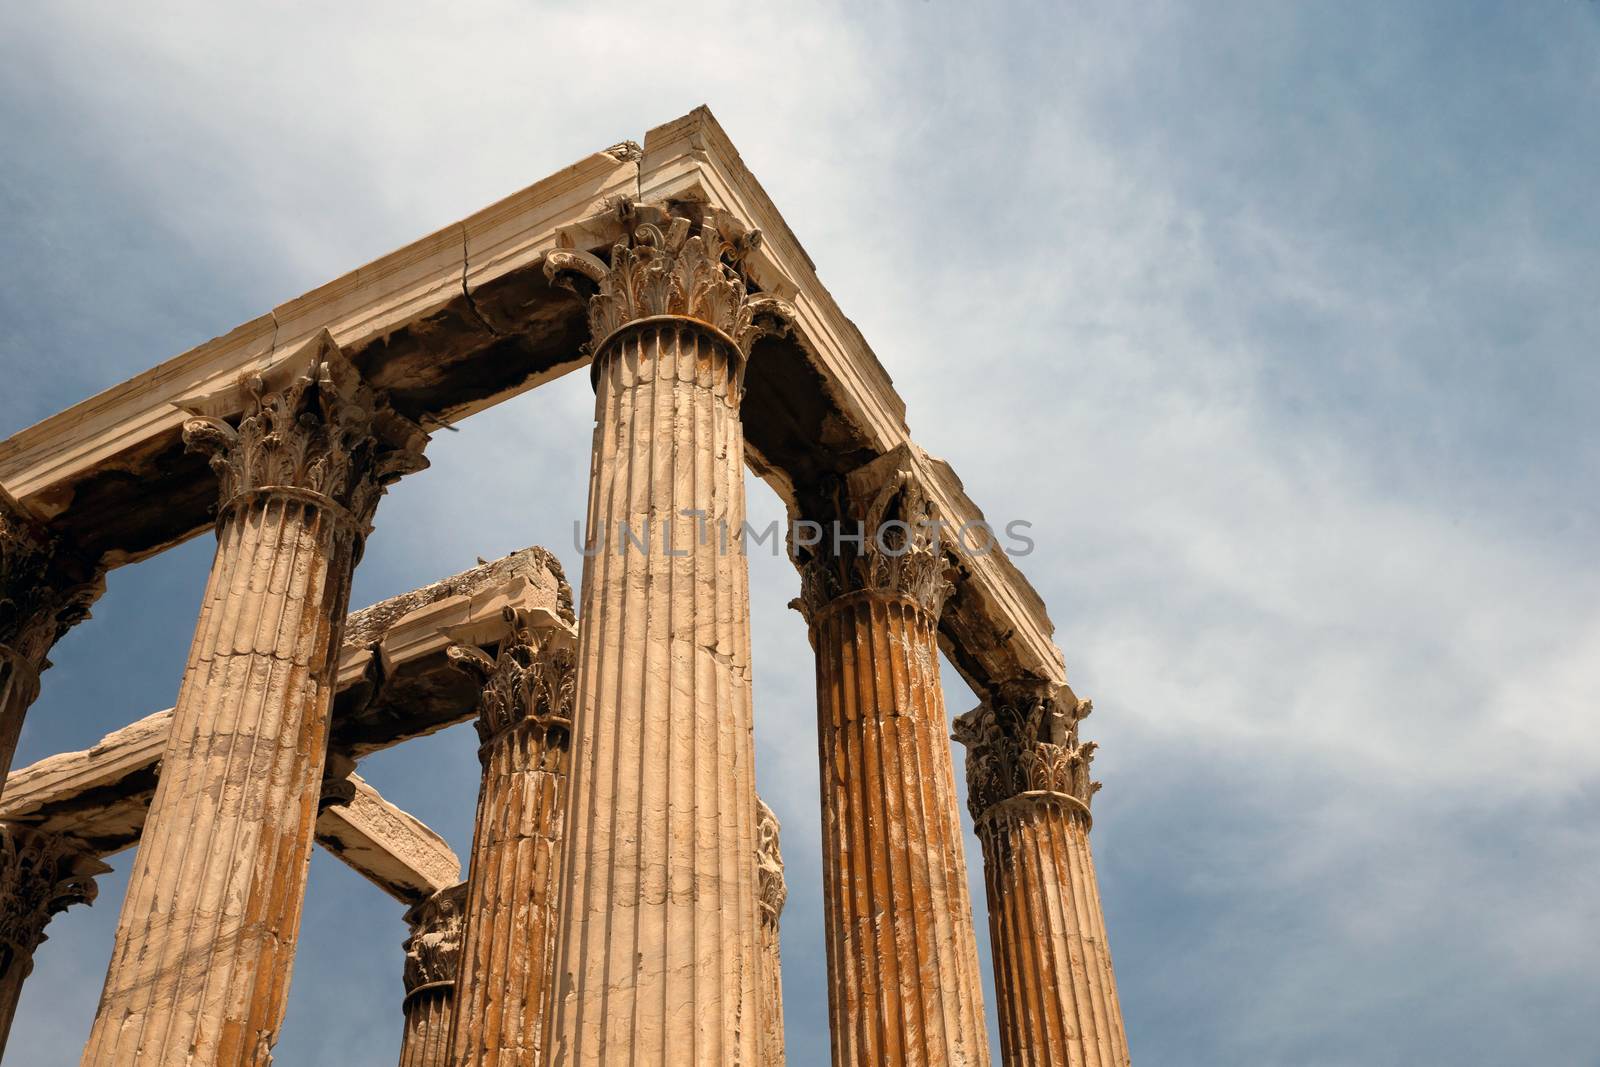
[755,798,787,926]
[0,823,110,963]
[448,606,577,757]
[180,330,429,534]
[0,488,103,668]
[953,680,1100,824]
[544,202,795,359]
[402,882,468,995]
[790,450,956,624]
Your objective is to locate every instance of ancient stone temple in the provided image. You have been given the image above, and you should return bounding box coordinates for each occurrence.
[0,108,1128,1065]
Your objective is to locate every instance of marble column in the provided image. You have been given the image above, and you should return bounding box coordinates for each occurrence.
[80,333,428,1067]
[954,683,1129,1067]
[0,490,102,796]
[542,205,792,1065]
[756,798,788,1067]
[445,605,577,1066]
[791,454,991,1067]
[399,884,467,1067]
[0,823,109,1060]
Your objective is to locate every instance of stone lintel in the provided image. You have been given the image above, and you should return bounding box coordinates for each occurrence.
[316,774,461,905]
[0,108,1063,694]
[0,548,565,899]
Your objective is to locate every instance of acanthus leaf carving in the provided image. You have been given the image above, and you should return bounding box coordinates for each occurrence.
[791,465,956,624]
[448,606,577,759]
[0,823,110,962]
[401,882,468,994]
[180,331,429,535]
[755,798,787,925]
[0,488,104,668]
[544,203,796,360]
[953,681,1101,824]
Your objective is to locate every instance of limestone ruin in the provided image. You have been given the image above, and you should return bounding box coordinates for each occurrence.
[0,108,1128,1066]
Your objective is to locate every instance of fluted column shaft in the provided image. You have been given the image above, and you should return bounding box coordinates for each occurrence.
[81,336,426,1067]
[808,591,991,1066]
[551,318,758,1065]
[0,823,108,1061]
[447,608,576,1066]
[403,987,453,1067]
[400,884,467,1067]
[83,486,354,1066]
[792,450,991,1066]
[544,208,789,1066]
[979,802,1126,1067]
[956,687,1129,1067]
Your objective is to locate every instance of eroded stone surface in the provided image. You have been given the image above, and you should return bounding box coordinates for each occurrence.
[0,110,1116,1065]
[0,109,1065,702]
[756,797,788,1067]
[0,488,102,794]
[0,823,108,1058]
[399,883,468,1067]
[792,453,992,1067]
[543,209,781,1066]
[0,547,566,882]
[79,336,428,1067]
[955,683,1130,1067]
[446,605,577,1066]
[314,774,461,905]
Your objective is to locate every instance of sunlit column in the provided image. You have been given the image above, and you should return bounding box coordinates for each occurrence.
[445,605,577,1066]
[542,205,792,1066]
[791,456,991,1067]
[955,683,1130,1067]
[80,333,428,1066]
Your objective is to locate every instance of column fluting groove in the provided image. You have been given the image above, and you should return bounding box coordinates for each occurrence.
[445,603,578,1066]
[792,455,991,1067]
[79,336,427,1067]
[543,208,793,1067]
[955,683,1130,1067]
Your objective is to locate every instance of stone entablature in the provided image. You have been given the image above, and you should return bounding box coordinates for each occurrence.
[0,109,1064,696]
[0,548,569,901]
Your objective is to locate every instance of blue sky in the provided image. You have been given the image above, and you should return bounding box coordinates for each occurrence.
[4,3,1598,1064]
